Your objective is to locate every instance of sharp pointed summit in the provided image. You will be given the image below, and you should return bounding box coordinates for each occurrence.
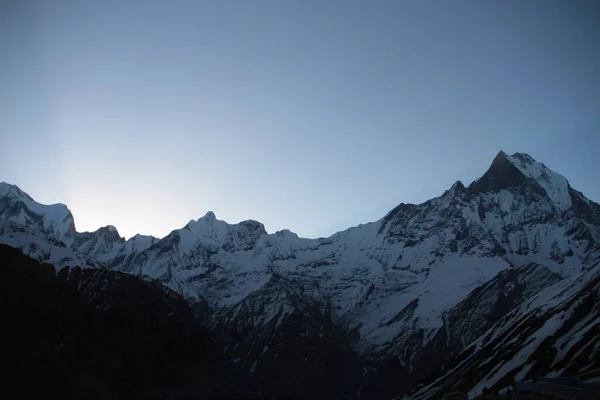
[203,211,216,220]
[467,151,573,211]
[469,150,529,193]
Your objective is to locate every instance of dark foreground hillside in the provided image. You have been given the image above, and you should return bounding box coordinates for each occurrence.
[0,244,363,400]
[0,244,231,399]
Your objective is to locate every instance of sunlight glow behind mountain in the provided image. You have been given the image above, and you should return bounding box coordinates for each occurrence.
[1,1,599,239]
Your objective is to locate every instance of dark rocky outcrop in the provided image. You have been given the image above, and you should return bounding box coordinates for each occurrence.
[468,151,529,194]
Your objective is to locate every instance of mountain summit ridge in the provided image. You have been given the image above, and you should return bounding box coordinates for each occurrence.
[1,151,599,398]
[1,151,591,242]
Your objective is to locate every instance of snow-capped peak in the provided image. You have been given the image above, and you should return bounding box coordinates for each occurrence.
[469,152,572,211]
[203,211,217,220]
[96,225,122,242]
[0,182,36,202]
[0,182,76,241]
[105,225,118,232]
[176,212,228,251]
[504,152,572,210]
[444,180,466,197]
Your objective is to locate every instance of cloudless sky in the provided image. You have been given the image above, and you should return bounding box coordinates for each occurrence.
[1,0,599,239]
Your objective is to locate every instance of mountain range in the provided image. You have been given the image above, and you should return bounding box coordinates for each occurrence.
[1,151,599,399]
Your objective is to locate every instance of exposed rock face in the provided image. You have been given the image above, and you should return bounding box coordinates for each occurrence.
[469,151,531,193]
[1,151,600,399]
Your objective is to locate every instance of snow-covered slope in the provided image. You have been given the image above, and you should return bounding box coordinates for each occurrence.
[0,219,102,269]
[1,151,599,399]
[505,152,573,210]
[0,182,76,244]
[408,263,600,399]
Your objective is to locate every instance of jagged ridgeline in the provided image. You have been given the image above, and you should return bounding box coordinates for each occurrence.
[1,151,599,399]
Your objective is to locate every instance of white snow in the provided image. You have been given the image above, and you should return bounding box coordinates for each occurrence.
[506,153,572,210]
[468,311,566,397]
[0,182,74,241]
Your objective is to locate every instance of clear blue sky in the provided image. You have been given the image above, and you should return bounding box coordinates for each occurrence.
[1,0,599,239]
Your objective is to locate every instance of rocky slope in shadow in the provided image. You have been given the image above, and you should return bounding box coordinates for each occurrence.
[1,244,367,400]
[0,244,224,400]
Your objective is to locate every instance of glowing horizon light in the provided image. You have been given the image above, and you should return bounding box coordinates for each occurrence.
[1,1,599,238]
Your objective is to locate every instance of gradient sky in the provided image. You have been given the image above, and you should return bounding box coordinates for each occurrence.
[1,1,599,239]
